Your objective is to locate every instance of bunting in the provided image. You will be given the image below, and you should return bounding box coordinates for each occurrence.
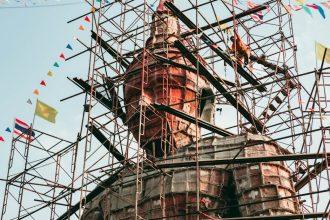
[33,89,40,95]
[0,14,83,141]
[317,5,326,18]
[47,70,54,77]
[321,2,330,9]
[40,80,46,86]
[247,0,264,22]
[302,4,313,16]
[84,16,91,22]
[66,44,73,50]
[59,53,66,60]
[286,1,329,18]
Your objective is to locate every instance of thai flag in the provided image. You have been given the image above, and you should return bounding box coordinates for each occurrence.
[13,118,35,141]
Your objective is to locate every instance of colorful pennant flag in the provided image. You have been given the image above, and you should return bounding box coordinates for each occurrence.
[84,16,91,22]
[35,99,58,123]
[53,62,59,67]
[5,127,11,133]
[284,5,293,14]
[27,99,32,105]
[0,136,4,142]
[40,80,46,86]
[47,70,54,77]
[291,5,302,11]
[66,44,73,50]
[316,5,326,18]
[33,89,39,95]
[315,42,330,64]
[295,0,306,4]
[216,16,232,34]
[79,25,85,31]
[59,53,66,60]
[298,99,305,104]
[306,3,318,10]
[247,0,264,22]
[14,118,35,141]
[321,2,330,9]
[302,5,313,16]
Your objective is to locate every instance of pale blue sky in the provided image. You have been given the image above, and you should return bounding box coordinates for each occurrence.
[0,0,329,218]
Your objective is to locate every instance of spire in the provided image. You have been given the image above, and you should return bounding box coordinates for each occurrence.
[148,0,179,47]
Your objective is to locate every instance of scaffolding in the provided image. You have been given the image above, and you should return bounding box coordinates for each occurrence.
[1,0,330,219]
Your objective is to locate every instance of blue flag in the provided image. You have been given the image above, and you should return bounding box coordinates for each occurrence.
[66,44,73,50]
[5,127,11,133]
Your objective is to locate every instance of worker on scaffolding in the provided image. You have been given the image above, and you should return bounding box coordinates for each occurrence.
[230,31,251,67]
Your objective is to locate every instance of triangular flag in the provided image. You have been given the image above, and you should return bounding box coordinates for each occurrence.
[295,0,305,4]
[84,16,91,22]
[316,4,326,19]
[33,89,39,95]
[5,127,11,133]
[47,70,54,77]
[40,80,46,86]
[292,5,302,11]
[59,53,66,60]
[298,99,305,104]
[53,62,59,67]
[66,44,73,50]
[321,2,330,9]
[284,5,293,14]
[79,25,85,31]
[0,136,4,142]
[27,99,32,105]
[306,3,318,10]
[302,5,313,17]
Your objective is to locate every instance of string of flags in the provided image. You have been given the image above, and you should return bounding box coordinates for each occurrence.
[225,0,330,20]
[285,0,329,18]
[0,13,93,143]
[0,3,328,142]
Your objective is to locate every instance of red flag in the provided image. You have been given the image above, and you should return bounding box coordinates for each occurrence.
[40,80,46,86]
[0,136,4,142]
[84,16,91,22]
[60,53,66,60]
[306,3,318,10]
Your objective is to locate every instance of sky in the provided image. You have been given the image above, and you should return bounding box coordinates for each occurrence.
[0,0,329,218]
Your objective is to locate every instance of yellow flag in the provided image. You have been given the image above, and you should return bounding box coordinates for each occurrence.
[315,42,330,64]
[295,0,305,4]
[47,71,54,77]
[35,99,58,123]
